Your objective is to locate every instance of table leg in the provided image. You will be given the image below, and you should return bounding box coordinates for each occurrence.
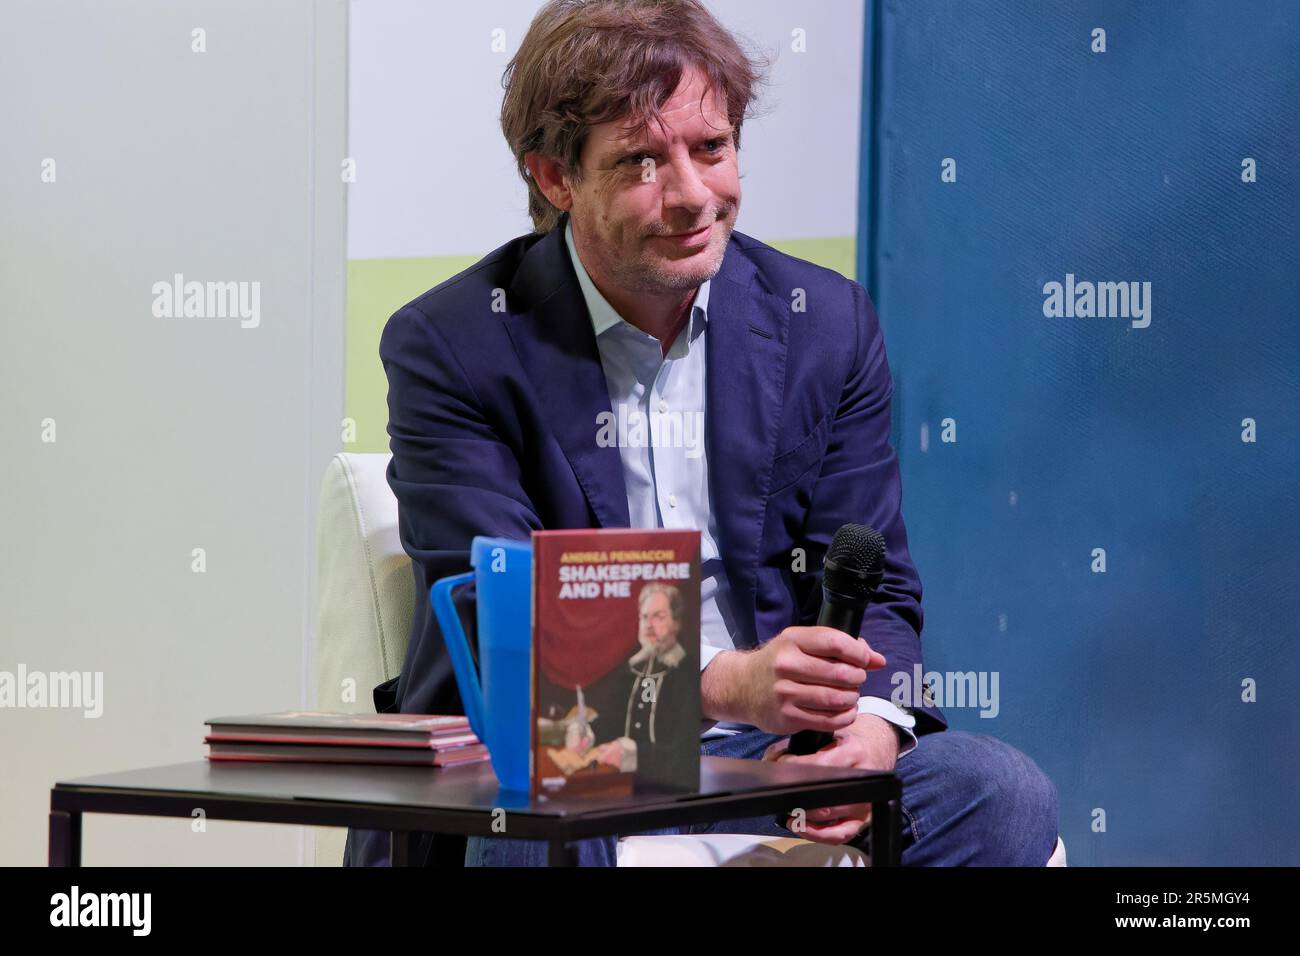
[389,830,417,867]
[869,798,902,866]
[49,809,81,867]
[547,840,578,867]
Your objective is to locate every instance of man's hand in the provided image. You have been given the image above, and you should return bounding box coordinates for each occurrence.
[725,626,886,735]
[763,713,901,845]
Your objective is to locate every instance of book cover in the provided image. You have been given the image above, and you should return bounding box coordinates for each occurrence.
[206,741,489,767]
[203,731,480,749]
[206,711,470,736]
[531,528,701,799]
[204,712,477,749]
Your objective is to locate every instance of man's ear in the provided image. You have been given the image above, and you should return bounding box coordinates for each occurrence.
[524,152,573,213]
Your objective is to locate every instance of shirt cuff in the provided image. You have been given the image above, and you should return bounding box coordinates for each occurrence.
[700,644,728,672]
[856,696,918,759]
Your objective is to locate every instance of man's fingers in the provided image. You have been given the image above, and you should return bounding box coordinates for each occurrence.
[776,649,868,689]
[784,802,872,844]
[762,738,791,762]
[797,627,886,671]
[776,680,860,715]
[776,744,859,768]
[797,818,870,846]
[782,702,860,734]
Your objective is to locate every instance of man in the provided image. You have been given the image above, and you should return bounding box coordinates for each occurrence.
[345,0,1057,867]
[617,583,695,783]
[623,584,687,741]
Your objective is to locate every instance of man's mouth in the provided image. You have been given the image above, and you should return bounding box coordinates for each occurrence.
[657,222,712,248]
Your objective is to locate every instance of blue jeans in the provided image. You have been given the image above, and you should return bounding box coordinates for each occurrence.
[463,729,1059,866]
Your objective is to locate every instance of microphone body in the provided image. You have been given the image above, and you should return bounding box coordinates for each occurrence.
[786,525,886,757]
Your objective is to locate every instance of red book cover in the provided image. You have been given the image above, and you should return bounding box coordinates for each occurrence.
[531,528,701,800]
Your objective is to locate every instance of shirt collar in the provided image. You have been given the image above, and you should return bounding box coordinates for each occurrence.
[564,215,710,344]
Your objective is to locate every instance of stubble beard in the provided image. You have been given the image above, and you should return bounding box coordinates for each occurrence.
[619,214,735,295]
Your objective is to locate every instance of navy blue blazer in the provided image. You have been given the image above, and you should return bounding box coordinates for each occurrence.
[343,213,945,865]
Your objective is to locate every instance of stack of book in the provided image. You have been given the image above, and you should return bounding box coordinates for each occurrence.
[204,711,488,767]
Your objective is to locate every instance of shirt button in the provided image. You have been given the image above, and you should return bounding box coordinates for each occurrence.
[667,493,677,508]
[635,722,641,729]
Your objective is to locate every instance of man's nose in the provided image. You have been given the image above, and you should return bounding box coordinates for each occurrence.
[661,150,711,214]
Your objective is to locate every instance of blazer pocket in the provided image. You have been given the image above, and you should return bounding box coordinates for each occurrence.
[768,413,831,495]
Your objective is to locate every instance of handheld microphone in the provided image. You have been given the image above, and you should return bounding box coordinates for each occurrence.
[787,523,886,756]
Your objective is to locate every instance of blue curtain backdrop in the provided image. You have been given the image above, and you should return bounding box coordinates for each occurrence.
[857,0,1299,865]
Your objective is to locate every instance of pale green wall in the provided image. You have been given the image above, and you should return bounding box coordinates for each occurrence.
[346,236,855,454]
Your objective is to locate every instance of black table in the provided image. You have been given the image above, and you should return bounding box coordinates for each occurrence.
[49,757,901,866]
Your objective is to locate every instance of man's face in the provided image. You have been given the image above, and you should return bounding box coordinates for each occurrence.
[566,64,741,295]
[639,590,681,654]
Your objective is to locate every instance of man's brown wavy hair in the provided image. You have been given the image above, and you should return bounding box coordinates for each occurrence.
[500,0,771,234]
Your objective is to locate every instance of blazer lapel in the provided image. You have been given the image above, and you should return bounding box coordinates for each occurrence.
[705,238,790,649]
[504,222,631,530]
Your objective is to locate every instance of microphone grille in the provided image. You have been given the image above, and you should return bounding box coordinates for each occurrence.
[827,524,885,575]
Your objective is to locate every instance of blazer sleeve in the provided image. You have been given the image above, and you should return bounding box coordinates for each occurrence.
[799,282,947,736]
[379,305,543,716]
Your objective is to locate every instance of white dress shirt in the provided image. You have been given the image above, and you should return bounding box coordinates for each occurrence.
[564,219,917,758]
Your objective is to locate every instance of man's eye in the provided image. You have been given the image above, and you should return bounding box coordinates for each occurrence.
[622,141,727,166]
